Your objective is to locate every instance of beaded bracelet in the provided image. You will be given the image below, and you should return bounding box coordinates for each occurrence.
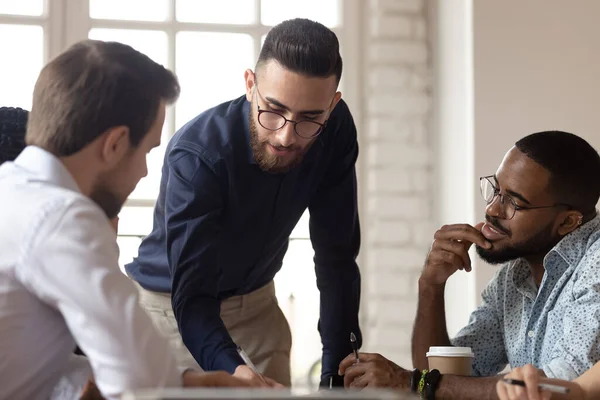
[418,369,429,399]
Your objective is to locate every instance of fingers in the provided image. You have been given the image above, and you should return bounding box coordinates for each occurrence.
[342,354,391,388]
[499,365,547,400]
[429,244,468,271]
[502,382,527,400]
[349,371,371,389]
[342,354,381,388]
[541,392,552,400]
[263,376,285,388]
[339,352,385,375]
[422,224,489,284]
[497,380,508,400]
[344,362,369,388]
[222,374,252,387]
[339,353,357,375]
[522,365,542,400]
[434,224,491,250]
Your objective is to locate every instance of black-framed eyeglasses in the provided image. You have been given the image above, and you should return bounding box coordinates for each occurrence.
[479,175,571,220]
[254,85,328,139]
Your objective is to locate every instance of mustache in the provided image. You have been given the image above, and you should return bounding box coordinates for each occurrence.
[485,214,510,235]
[267,142,300,152]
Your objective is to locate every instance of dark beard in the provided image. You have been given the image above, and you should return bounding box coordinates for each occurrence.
[475,219,559,264]
[248,110,307,174]
[90,185,124,220]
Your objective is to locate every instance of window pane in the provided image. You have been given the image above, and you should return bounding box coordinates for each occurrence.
[90,0,169,22]
[175,32,254,128]
[88,28,168,66]
[0,25,43,109]
[118,206,155,236]
[290,210,309,238]
[176,0,255,24]
[131,141,168,200]
[0,0,43,16]
[261,0,340,27]
[117,236,143,272]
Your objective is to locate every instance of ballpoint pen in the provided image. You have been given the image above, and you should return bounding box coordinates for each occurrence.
[350,332,359,363]
[237,345,268,385]
[503,378,570,394]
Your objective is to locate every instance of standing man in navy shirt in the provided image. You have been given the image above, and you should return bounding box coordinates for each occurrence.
[126,18,362,388]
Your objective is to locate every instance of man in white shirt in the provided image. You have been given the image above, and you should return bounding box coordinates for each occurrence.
[0,40,246,400]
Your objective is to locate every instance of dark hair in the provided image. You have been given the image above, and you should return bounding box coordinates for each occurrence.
[515,131,600,216]
[256,18,342,83]
[27,39,180,156]
[0,107,28,164]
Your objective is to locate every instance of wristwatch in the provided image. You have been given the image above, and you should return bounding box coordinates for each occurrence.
[424,369,441,400]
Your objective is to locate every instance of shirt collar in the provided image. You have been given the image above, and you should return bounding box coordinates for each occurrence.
[545,212,600,269]
[14,146,81,193]
[510,212,600,293]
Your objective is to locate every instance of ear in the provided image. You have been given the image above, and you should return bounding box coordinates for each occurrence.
[244,69,256,103]
[329,91,343,113]
[100,125,130,167]
[557,210,584,236]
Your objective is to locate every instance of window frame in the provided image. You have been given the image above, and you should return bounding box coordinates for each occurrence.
[2,0,361,236]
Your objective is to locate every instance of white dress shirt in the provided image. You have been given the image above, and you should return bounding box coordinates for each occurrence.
[0,146,181,400]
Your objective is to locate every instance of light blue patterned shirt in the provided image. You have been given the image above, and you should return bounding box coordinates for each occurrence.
[452,213,600,380]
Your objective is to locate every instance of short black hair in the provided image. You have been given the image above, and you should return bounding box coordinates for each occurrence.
[515,131,600,216]
[257,18,342,83]
[0,107,28,164]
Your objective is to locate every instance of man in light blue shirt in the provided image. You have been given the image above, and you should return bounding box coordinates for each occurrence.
[337,131,600,400]
[450,211,600,380]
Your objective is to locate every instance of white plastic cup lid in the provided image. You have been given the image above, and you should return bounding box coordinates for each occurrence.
[426,346,474,358]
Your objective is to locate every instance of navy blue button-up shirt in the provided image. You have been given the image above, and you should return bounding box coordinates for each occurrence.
[125,96,362,378]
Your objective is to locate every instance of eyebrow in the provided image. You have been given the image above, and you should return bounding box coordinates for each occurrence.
[493,175,532,205]
[264,96,326,116]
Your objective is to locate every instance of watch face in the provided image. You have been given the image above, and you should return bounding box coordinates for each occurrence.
[427,369,441,386]
[425,369,441,400]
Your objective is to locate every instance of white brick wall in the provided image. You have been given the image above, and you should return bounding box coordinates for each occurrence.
[361,0,433,368]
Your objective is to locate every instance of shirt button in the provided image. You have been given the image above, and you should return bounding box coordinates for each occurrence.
[528,330,535,338]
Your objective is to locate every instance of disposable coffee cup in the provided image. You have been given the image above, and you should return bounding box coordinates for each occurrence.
[426,346,474,375]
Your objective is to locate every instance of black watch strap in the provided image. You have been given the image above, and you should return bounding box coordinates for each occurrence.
[410,368,421,393]
[425,369,441,400]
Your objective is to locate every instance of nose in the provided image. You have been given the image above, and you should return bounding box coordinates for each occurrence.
[485,194,506,219]
[274,120,297,148]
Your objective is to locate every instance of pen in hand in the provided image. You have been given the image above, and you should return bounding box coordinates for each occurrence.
[503,378,570,394]
[350,332,359,363]
[237,346,268,385]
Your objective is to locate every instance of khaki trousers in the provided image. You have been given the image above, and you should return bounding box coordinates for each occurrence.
[135,281,292,386]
